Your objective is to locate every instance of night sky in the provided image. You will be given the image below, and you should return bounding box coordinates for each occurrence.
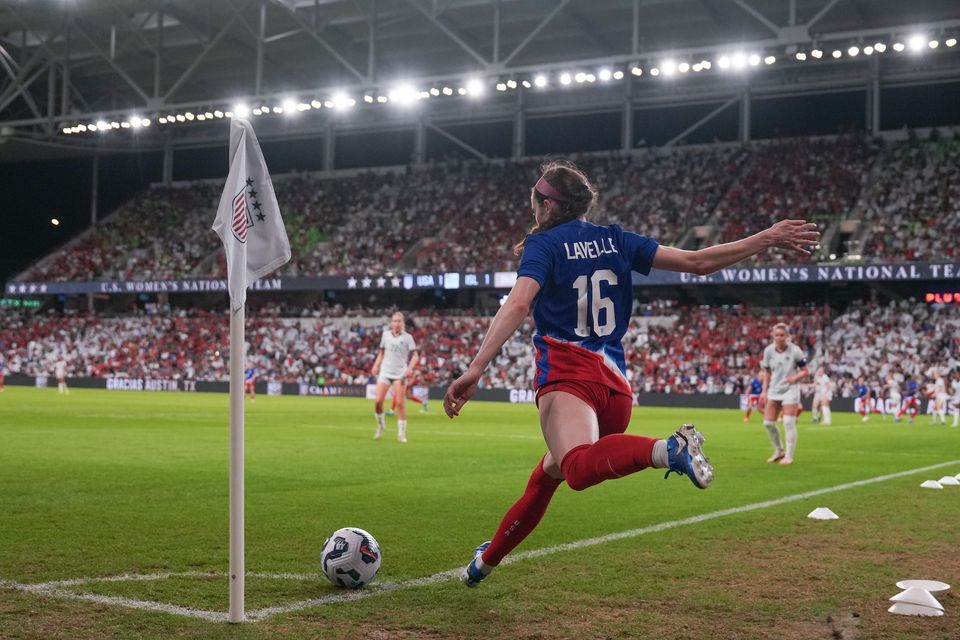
[2,82,959,285]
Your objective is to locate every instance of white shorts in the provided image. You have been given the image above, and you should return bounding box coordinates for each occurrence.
[813,393,832,404]
[377,374,406,386]
[768,388,801,405]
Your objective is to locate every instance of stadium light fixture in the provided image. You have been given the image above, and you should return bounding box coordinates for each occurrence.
[429,87,440,96]
[732,52,747,69]
[612,70,624,80]
[61,127,71,134]
[908,34,925,51]
[141,119,151,127]
[764,55,775,65]
[204,111,213,119]
[496,82,507,91]
[831,49,842,58]
[598,68,612,81]
[574,71,586,83]
[660,60,676,75]
[560,72,572,85]
[863,46,874,55]
[874,42,887,52]
[585,73,596,82]
[51,218,60,226]
[650,67,660,76]
[252,107,263,115]
[701,60,711,70]
[110,122,120,129]
[332,93,355,109]
[717,55,731,69]
[748,53,761,66]
[96,120,109,131]
[795,52,807,61]
[946,38,957,47]
[214,110,224,118]
[158,116,168,124]
[130,116,143,128]
[630,65,642,76]
[506,79,517,89]
[892,42,905,52]
[692,62,702,72]
[534,74,548,87]
[457,87,467,95]
[197,114,206,121]
[121,121,131,128]
[233,103,250,118]
[184,112,195,120]
[522,79,532,88]
[362,95,374,103]
[811,48,823,58]
[465,78,484,95]
[678,62,690,73]
[442,86,453,95]
[848,46,859,56]
[389,85,418,104]
[928,39,939,48]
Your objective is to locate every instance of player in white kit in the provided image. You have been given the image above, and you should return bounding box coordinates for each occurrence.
[931,370,948,425]
[759,323,808,465]
[810,367,833,425]
[884,374,902,418]
[371,312,419,443]
[54,356,69,395]
[950,371,960,428]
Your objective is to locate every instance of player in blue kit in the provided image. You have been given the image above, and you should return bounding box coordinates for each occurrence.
[743,374,764,422]
[443,160,819,587]
[855,376,870,422]
[244,365,258,402]
[896,377,920,423]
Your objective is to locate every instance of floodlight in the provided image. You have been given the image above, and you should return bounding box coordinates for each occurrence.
[678,62,690,73]
[560,72,572,85]
[717,55,731,69]
[630,66,642,76]
[457,87,467,95]
[130,115,143,128]
[946,38,957,47]
[612,70,624,79]
[141,119,151,127]
[585,73,596,82]
[863,46,874,55]
[96,120,109,130]
[121,121,131,128]
[650,67,660,76]
[928,40,939,48]
[214,110,224,118]
[874,42,887,52]
[158,117,168,124]
[892,42,905,52]
[748,53,760,66]
[732,52,746,68]
[908,34,924,51]
[848,46,859,56]
[701,60,711,69]
[598,68,612,81]
[764,55,775,65]
[496,82,507,91]
[534,74,548,87]
[442,86,453,95]
[796,52,807,61]
[233,103,250,118]
[661,60,676,75]
[465,78,483,95]
[197,114,206,121]
[62,127,71,134]
[110,122,120,128]
[522,80,532,87]
[506,79,517,89]
[811,48,823,58]
[185,112,195,120]
[574,72,586,83]
[831,50,842,58]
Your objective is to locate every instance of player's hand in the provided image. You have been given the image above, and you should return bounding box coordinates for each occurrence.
[765,219,820,255]
[371,363,379,376]
[444,368,481,418]
[759,393,768,407]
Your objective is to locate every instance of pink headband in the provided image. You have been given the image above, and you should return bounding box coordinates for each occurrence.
[534,176,568,202]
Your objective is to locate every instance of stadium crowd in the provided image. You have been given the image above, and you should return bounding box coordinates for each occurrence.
[2,300,956,398]
[16,135,959,285]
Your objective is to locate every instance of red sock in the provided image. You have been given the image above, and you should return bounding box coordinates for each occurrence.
[481,457,563,567]
[559,434,658,492]
[390,396,397,411]
[407,395,423,405]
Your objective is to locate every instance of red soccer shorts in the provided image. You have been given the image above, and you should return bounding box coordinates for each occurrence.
[536,379,633,438]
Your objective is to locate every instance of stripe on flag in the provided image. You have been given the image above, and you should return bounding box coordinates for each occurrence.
[232,189,249,243]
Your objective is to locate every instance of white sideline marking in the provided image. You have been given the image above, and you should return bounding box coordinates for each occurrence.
[1,460,957,622]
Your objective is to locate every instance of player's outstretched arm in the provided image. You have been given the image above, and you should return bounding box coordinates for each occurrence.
[652,219,820,276]
[443,276,540,418]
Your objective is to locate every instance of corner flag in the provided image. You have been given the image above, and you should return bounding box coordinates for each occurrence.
[212,118,291,310]
[211,118,289,623]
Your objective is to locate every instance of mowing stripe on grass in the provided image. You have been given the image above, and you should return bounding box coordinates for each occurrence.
[2,459,957,623]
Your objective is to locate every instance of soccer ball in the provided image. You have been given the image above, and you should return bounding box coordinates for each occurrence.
[320,527,382,588]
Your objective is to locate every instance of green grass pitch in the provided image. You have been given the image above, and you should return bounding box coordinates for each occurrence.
[1,387,958,639]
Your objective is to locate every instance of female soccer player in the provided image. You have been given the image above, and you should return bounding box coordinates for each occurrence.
[811,366,833,425]
[372,312,419,443]
[443,161,819,587]
[759,323,808,465]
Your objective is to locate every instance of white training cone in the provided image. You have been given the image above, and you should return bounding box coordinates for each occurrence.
[938,476,960,486]
[920,480,944,489]
[955,472,960,480]
[807,507,839,520]
[888,602,944,617]
[896,580,950,594]
[890,587,945,611]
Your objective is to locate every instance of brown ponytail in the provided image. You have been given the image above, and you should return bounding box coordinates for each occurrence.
[514,160,599,256]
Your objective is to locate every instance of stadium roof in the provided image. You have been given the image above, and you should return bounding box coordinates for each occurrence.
[2,0,959,160]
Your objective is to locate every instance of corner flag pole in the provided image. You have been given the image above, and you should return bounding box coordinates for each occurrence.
[229,303,245,622]
[212,117,291,624]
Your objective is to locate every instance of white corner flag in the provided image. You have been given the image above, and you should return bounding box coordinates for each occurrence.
[211,118,290,623]
[213,118,291,310]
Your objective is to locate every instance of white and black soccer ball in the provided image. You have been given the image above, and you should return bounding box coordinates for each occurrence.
[320,527,382,588]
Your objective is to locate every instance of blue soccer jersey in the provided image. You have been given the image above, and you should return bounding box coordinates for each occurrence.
[749,378,763,395]
[904,380,918,398]
[855,384,869,399]
[516,219,659,394]
[244,367,258,382]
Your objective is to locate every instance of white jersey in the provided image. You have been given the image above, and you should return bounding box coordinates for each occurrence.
[379,330,417,379]
[54,361,66,379]
[934,378,947,401]
[951,379,960,401]
[761,343,806,396]
[814,373,832,397]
